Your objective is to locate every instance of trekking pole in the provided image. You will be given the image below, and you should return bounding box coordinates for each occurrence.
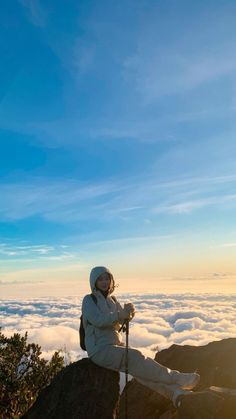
[125,318,129,419]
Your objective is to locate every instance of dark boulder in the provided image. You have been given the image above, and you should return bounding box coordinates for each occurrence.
[22,358,120,419]
[119,338,236,419]
[119,379,173,419]
[156,337,236,389]
[177,388,236,419]
[22,338,236,419]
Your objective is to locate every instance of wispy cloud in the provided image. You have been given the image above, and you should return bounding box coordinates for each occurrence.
[0,243,81,272]
[71,38,96,76]
[154,194,236,215]
[0,178,120,222]
[0,244,54,256]
[0,174,236,224]
[123,2,236,103]
[82,234,173,249]
[19,0,47,27]
[124,44,236,102]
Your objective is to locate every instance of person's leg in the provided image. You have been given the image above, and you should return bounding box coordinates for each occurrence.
[91,345,125,371]
[91,346,198,405]
[91,346,199,389]
[120,347,199,389]
[91,347,176,400]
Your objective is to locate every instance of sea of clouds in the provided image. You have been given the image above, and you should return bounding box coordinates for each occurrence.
[1,293,236,365]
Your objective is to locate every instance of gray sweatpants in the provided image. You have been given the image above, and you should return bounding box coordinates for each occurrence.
[91,345,182,400]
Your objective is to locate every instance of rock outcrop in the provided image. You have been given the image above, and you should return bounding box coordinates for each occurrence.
[22,358,120,419]
[22,338,236,419]
[177,388,236,419]
[119,338,236,419]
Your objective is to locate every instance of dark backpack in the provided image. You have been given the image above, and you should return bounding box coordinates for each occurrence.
[79,294,117,351]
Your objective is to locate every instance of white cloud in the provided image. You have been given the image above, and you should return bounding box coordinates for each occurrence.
[27,326,79,351]
[0,243,81,269]
[1,293,236,363]
[129,323,167,348]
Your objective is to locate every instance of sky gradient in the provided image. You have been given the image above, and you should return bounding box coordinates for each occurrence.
[1,0,236,297]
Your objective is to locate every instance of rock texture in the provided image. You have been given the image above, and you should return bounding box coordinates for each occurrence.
[22,358,120,419]
[119,338,236,419]
[156,337,236,389]
[22,338,236,419]
[177,389,236,419]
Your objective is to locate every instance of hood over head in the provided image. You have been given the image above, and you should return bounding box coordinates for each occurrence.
[89,266,115,294]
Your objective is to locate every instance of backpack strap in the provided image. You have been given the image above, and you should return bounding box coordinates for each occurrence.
[86,294,97,325]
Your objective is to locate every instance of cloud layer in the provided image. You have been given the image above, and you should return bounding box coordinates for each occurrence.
[1,293,236,362]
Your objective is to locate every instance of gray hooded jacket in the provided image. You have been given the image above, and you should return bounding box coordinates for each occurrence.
[81,266,125,357]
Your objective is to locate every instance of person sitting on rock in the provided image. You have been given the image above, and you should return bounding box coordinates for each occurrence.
[82,266,200,407]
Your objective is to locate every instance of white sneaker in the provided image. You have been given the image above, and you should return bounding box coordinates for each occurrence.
[172,389,192,408]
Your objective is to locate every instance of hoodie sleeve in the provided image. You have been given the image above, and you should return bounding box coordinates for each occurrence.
[82,295,119,327]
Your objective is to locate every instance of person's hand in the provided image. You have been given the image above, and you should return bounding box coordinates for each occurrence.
[120,303,135,320]
[124,303,135,315]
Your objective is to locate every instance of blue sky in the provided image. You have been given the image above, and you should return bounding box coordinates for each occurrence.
[1,0,236,295]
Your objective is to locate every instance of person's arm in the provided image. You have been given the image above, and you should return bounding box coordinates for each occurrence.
[82,295,119,328]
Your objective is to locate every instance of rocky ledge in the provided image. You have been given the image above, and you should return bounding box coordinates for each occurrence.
[119,337,236,419]
[22,358,120,419]
[23,338,236,419]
